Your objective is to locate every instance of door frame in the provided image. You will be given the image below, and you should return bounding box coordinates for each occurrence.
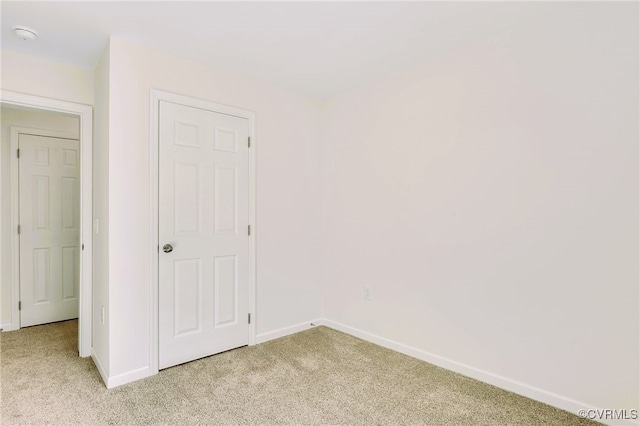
[149,89,257,375]
[10,127,80,329]
[1,90,93,357]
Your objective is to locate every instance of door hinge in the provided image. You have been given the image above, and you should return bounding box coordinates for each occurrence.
[248,313,251,324]
[17,224,20,235]
[82,243,85,251]
[248,225,251,236]
[248,136,251,148]
[16,148,20,159]
[18,301,21,311]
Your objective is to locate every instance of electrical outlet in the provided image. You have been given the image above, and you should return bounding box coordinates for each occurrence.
[364,286,372,301]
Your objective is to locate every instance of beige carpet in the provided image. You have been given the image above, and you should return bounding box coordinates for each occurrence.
[1,320,596,425]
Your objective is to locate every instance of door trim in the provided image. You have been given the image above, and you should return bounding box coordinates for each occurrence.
[10,127,80,329]
[149,89,257,375]
[1,90,93,357]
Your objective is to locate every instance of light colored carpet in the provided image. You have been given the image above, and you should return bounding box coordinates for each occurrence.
[1,320,596,425]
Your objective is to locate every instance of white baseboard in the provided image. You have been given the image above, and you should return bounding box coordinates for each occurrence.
[91,348,109,387]
[92,349,151,389]
[255,318,323,344]
[105,365,151,389]
[0,322,16,332]
[321,319,637,426]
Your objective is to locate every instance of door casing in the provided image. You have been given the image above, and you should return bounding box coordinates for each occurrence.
[149,89,257,375]
[1,90,93,358]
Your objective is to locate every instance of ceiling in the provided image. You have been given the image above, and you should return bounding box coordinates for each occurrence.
[1,1,573,99]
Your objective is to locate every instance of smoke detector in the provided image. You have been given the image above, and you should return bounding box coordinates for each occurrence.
[12,26,38,41]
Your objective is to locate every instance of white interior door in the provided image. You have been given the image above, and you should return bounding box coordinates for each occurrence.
[19,133,80,327]
[159,101,250,369]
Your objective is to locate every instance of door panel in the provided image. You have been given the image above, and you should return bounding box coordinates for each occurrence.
[214,165,237,234]
[174,258,201,336]
[19,134,80,327]
[174,161,200,234]
[159,101,249,369]
[214,255,237,327]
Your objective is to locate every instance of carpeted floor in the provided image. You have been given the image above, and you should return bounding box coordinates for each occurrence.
[0,320,596,425]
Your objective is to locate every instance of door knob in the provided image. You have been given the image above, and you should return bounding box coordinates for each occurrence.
[162,244,173,253]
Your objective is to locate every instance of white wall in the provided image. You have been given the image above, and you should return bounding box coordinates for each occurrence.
[104,38,322,378]
[321,3,638,413]
[0,107,79,329]
[1,49,94,106]
[91,46,110,374]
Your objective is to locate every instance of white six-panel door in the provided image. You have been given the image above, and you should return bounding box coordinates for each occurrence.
[159,101,250,369]
[19,134,80,327]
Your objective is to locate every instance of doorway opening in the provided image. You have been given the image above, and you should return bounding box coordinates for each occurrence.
[0,91,93,357]
[12,124,81,328]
